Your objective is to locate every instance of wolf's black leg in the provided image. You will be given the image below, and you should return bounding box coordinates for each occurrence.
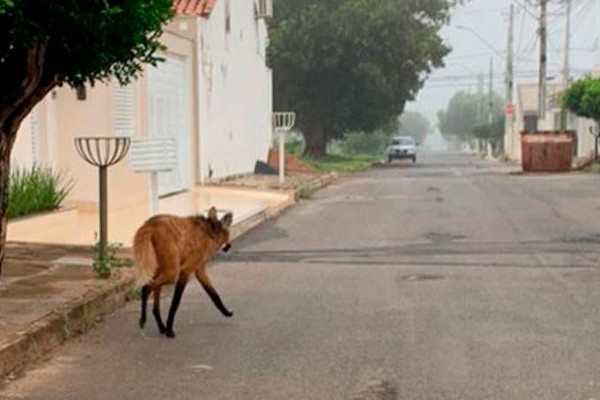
[165,276,189,338]
[139,285,151,329]
[196,270,233,317]
[152,287,167,334]
[201,283,233,317]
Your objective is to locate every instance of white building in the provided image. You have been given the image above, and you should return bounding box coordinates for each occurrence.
[11,0,274,211]
[176,0,273,181]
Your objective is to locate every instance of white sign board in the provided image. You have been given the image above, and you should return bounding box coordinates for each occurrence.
[128,137,177,215]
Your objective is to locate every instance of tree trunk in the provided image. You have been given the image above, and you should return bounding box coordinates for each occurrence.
[301,117,328,159]
[0,132,13,278]
[0,36,56,278]
[0,94,54,278]
[303,135,327,158]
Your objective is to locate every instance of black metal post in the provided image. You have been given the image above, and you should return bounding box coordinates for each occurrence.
[74,137,130,265]
[99,166,108,261]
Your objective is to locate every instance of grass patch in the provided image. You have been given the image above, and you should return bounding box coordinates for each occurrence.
[8,166,72,220]
[285,138,305,155]
[303,154,379,173]
[127,287,142,302]
[589,162,600,173]
[92,242,134,279]
[298,182,317,200]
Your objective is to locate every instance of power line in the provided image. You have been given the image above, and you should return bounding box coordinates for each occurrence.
[446,52,500,60]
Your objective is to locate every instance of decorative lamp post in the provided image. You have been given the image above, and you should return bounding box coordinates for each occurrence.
[272,112,296,184]
[74,137,130,261]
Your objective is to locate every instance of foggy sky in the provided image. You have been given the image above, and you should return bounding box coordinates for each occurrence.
[407,0,600,129]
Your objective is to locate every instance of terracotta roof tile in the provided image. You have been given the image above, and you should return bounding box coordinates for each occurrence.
[174,0,218,17]
[201,0,218,16]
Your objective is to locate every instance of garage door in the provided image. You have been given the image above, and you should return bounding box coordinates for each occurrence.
[147,55,192,196]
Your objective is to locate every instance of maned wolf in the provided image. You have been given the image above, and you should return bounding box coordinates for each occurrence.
[134,207,234,338]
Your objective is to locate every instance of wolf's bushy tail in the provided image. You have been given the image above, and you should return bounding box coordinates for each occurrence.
[133,226,157,287]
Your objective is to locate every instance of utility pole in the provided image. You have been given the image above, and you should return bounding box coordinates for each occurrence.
[505,3,515,156]
[561,0,571,130]
[488,56,494,157]
[563,0,571,88]
[538,0,548,127]
[489,56,494,125]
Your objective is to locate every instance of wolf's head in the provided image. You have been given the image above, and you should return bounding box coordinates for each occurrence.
[207,207,233,253]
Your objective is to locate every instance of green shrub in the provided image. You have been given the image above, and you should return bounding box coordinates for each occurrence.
[285,138,305,155]
[303,154,378,173]
[298,182,317,200]
[8,166,72,220]
[590,162,600,174]
[92,241,133,279]
[339,129,394,156]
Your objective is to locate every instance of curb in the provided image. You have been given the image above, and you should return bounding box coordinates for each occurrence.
[0,271,133,380]
[294,172,337,201]
[0,173,337,381]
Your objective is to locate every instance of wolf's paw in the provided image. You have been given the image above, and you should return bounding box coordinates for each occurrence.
[165,329,176,338]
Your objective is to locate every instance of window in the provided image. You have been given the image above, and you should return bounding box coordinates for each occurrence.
[391,138,415,146]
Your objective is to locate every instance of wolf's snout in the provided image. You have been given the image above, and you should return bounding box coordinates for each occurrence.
[222,243,232,253]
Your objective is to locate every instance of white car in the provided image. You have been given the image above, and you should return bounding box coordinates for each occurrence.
[387,136,417,163]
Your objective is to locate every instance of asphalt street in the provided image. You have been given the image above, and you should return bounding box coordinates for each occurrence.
[4,152,600,399]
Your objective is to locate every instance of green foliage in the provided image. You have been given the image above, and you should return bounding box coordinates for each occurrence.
[268,0,455,156]
[590,162,600,174]
[398,112,431,143]
[0,0,174,94]
[339,129,394,156]
[304,154,378,173]
[438,90,505,142]
[297,182,317,200]
[92,242,133,279]
[562,77,600,123]
[472,116,505,141]
[127,287,142,301]
[8,166,72,220]
[285,138,305,155]
[0,0,13,13]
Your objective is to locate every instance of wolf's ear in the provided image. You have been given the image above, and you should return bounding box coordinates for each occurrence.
[208,207,218,221]
[221,212,233,228]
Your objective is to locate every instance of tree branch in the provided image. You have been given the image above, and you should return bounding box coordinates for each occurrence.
[0,36,50,123]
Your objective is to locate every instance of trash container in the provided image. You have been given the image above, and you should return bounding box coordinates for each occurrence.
[521,130,575,173]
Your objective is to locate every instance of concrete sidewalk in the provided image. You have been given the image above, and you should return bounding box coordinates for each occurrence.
[0,171,336,382]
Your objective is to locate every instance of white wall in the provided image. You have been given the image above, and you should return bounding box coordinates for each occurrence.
[576,117,597,159]
[12,111,38,169]
[198,0,272,181]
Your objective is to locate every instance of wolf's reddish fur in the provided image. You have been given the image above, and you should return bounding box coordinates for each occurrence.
[134,206,233,338]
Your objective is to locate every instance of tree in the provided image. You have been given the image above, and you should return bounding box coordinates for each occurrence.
[398,111,431,144]
[0,0,174,277]
[562,77,600,160]
[437,90,504,143]
[268,0,455,158]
